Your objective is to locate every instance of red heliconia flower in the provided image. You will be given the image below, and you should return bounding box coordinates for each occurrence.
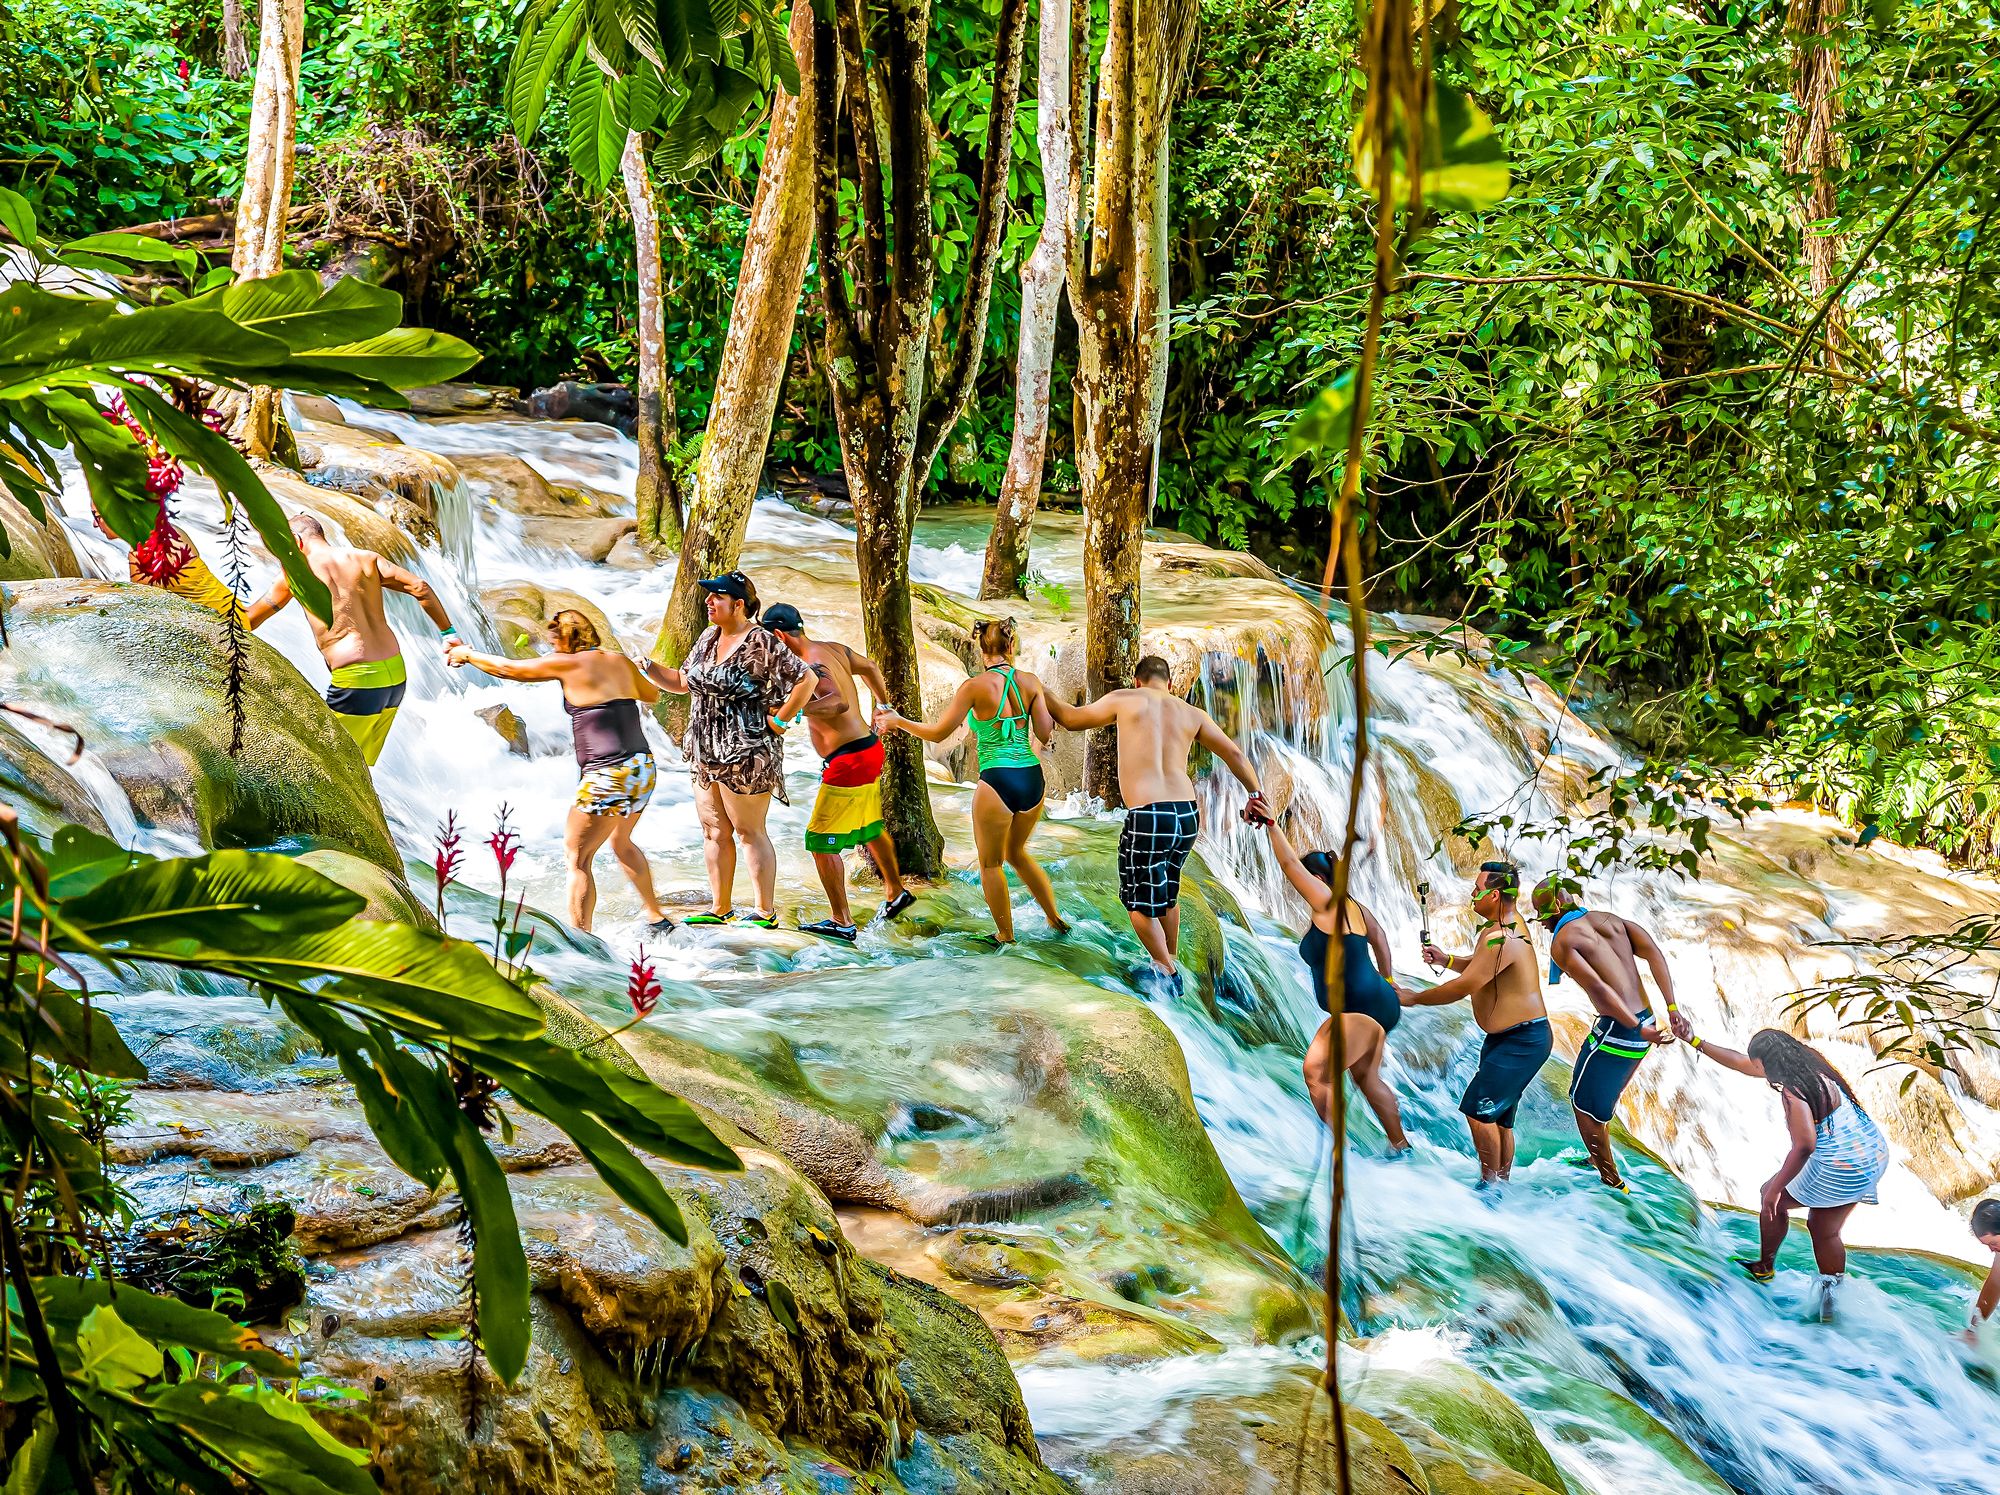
[487,804,521,878]
[129,510,191,584]
[176,58,191,83]
[627,948,661,1019]
[433,810,465,893]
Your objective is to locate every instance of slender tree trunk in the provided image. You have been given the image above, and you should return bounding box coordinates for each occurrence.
[651,0,818,670]
[980,0,1074,601]
[231,0,304,460]
[812,0,1027,876]
[1068,0,1195,802]
[222,0,252,78]
[1786,0,1847,360]
[625,134,684,551]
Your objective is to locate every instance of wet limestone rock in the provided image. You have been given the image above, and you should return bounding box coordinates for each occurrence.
[483,580,623,657]
[400,382,521,417]
[459,452,622,520]
[0,492,84,581]
[0,580,398,868]
[476,701,532,757]
[0,713,111,838]
[296,846,439,930]
[297,421,466,520]
[260,466,420,563]
[518,513,639,563]
[1347,1359,1568,1492]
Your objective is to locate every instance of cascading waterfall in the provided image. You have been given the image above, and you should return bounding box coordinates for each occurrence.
[47,405,2000,1493]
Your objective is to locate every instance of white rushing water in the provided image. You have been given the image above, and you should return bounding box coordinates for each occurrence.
[52,404,2000,1493]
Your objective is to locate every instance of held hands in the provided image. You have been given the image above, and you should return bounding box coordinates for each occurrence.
[872,707,904,736]
[1667,1008,1694,1041]
[1394,984,1418,1007]
[1640,1022,1672,1046]
[446,643,472,667]
[1242,791,1274,826]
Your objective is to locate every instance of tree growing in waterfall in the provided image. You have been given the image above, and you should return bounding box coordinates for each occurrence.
[807,0,1031,874]
[980,0,1077,601]
[652,0,819,676]
[1065,0,1197,802]
[506,0,799,550]
[229,0,306,460]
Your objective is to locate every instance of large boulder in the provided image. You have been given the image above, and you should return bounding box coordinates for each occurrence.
[0,580,398,869]
[0,492,84,581]
[260,467,419,563]
[482,580,624,658]
[520,380,637,433]
[102,976,1061,1495]
[458,453,622,520]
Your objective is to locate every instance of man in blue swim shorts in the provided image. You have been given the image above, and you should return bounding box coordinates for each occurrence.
[1533,876,1685,1192]
[1400,861,1553,1189]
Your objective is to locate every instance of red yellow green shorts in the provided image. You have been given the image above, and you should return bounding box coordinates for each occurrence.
[574,752,657,817]
[805,735,885,853]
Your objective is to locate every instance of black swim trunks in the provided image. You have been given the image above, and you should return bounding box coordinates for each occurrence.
[1118,800,1200,917]
[1569,1009,1652,1124]
[1459,1017,1554,1130]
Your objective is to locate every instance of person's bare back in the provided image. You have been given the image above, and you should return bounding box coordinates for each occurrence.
[305,548,399,670]
[1096,687,1208,807]
[1553,912,1650,1024]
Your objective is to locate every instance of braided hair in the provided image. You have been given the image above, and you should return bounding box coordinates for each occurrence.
[1747,1029,1860,1124]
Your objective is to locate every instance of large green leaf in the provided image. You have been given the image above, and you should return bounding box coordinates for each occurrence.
[77,1303,165,1391]
[408,1055,533,1384]
[121,383,335,622]
[283,326,482,389]
[27,987,147,1079]
[227,923,544,1040]
[1352,89,1511,215]
[29,1279,294,1376]
[0,185,36,248]
[143,1381,374,1495]
[62,851,365,953]
[181,270,405,351]
[568,67,624,187]
[34,389,154,541]
[507,0,589,139]
[57,232,199,280]
[1275,369,1358,474]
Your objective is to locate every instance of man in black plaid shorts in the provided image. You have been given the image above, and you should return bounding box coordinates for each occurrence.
[1050,656,1270,991]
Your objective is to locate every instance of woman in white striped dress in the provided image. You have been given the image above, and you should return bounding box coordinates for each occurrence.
[1688,1028,1889,1317]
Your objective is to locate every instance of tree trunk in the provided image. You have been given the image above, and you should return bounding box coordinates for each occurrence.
[650,0,818,671]
[979,0,1074,601]
[810,0,1028,876]
[231,0,304,460]
[1786,0,1848,358]
[624,133,684,551]
[1067,0,1195,802]
[222,0,252,78]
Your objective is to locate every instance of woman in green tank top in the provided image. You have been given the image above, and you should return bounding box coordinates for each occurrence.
[876,619,1068,944]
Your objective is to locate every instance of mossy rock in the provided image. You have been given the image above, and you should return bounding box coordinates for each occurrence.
[0,492,83,581]
[298,847,436,930]
[1350,1360,1567,1492]
[0,580,398,869]
[0,715,111,839]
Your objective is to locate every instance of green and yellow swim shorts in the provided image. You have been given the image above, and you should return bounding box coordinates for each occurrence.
[326,655,408,766]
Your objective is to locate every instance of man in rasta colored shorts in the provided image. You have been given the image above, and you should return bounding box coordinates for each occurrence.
[247,514,459,765]
[1532,875,1686,1192]
[1401,861,1554,1190]
[764,603,915,941]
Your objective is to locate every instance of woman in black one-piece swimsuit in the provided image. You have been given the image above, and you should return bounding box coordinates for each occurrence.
[1262,819,1410,1150]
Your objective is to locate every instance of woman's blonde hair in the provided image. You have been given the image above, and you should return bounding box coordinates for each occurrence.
[549,609,601,652]
[972,617,1018,659]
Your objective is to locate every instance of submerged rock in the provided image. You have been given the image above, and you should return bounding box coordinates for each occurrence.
[0,580,398,868]
[0,491,84,581]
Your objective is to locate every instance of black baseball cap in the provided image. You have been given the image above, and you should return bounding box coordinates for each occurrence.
[761,602,804,634]
[699,571,753,602]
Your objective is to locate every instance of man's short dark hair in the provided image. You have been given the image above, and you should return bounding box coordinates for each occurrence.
[1479,859,1520,898]
[1974,1198,2000,1239]
[1135,655,1172,686]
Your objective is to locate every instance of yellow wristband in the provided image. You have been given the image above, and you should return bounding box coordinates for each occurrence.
[1688,1035,1703,1051]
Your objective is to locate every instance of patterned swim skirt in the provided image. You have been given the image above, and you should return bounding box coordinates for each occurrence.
[575,752,657,817]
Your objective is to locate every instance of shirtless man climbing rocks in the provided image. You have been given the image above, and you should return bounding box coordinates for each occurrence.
[247,513,459,765]
[1533,875,1684,1192]
[1047,655,1269,992]
[762,602,913,941]
[1400,861,1553,1188]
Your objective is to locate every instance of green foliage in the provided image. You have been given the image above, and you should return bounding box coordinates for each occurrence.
[506,0,795,188]
[0,190,477,617]
[0,819,736,1491]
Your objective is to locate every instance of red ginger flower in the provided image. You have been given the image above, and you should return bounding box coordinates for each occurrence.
[627,948,661,1019]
